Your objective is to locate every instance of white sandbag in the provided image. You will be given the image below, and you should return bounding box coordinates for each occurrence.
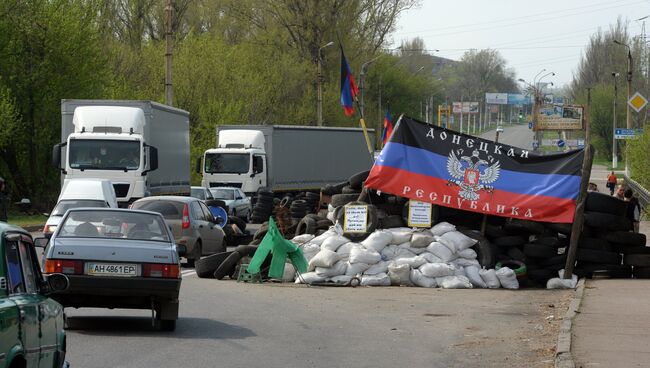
[420,262,456,278]
[345,262,370,276]
[282,263,296,281]
[387,227,413,244]
[398,242,426,255]
[411,232,435,248]
[326,210,335,223]
[321,235,350,252]
[315,260,348,277]
[310,229,337,246]
[465,265,487,288]
[308,249,340,271]
[292,234,315,245]
[439,231,477,252]
[391,255,426,268]
[329,275,353,284]
[380,245,400,260]
[453,266,466,276]
[301,243,321,262]
[364,260,389,275]
[547,270,578,289]
[410,269,438,288]
[426,242,456,262]
[437,275,473,289]
[496,267,519,289]
[394,247,417,259]
[361,230,393,252]
[295,271,326,284]
[360,272,391,286]
[458,248,477,259]
[336,242,355,258]
[479,268,501,289]
[453,258,480,267]
[349,246,382,265]
[420,252,443,263]
[431,221,456,236]
[388,263,413,286]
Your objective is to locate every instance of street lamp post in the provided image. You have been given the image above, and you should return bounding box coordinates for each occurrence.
[614,39,633,175]
[317,41,334,126]
[612,72,619,168]
[535,72,555,150]
[359,56,380,118]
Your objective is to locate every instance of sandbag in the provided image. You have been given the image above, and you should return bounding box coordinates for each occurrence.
[453,266,466,276]
[295,271,326,284]
[458,248,477,259]
[496,267,519,289]
[411,232,435,248]
[321,235,350,252]
[391,255,426,268]
[431,222,456,236]
[420,252,443,263]
[315,260,348,277]
[394,247,417,259]
[329,275,353,284]
[349,246,382,265]
[439,231,477,252]
[465,265,487,288]
[308,249,340,270]
[388,263,413,286]
[381,245,400,260]
[479,268,501,289]
[282,263,296,281]
[364,260,390,275]
[361,230,393,252]
[426,242,456,262]
[360,272,391,286]
[310,229,337,246]
[387,227,413,244]
[345,262,371,276]
[410,269,438,288]
[420,262,456,278]
[437,275,473,289]
[398,241,426,255]
[547,269,578,289]
[336,242,355,259]
[301,243,321,261]
[453,258,480,267]
[292,234,315,245]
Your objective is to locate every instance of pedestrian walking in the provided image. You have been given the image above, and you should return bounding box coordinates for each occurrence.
[615,184,626,200]
[624,189,641,233]
[0,177,8,222]
[606,171,617,195]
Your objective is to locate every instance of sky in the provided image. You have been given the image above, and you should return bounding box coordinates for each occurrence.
[394,0,650,88]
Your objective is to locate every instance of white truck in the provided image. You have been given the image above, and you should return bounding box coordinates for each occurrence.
[53,100,190,204]
[198,125,376,197]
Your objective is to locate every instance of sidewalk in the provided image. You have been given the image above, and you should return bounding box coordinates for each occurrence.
[569,164,650,367]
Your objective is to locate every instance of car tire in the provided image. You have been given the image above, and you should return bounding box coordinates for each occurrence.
[605,231,646,247]
[576,248,623,264]
[461,230,497,269]
[633,266,650,279]
[504,218,545,235]
[578,237,613,252]
[331,194,360,208]
[585,192,628,216]
[523,243,558,258]
[195,251,232,278]
[214,251,243,280]
[160,319,176,332]
[494,236,527,248]
[349,170,370,190]
[583,212,632,231]
[187,240,202,268]
[334,201,378,241]
[623,254,650,267]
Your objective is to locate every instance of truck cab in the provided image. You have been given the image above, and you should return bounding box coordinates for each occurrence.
[199,130,267,197]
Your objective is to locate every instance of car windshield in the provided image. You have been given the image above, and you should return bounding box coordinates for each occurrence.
[190,188,206,200]
[210,189,234,200]
[69,139,140,170]
[131,200,183,220]
[52,200,107,216]
[57,210,170,242]
[204,153,250,174]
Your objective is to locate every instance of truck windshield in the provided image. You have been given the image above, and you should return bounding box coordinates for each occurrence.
[204,153,250,174]
[69,139,140,170]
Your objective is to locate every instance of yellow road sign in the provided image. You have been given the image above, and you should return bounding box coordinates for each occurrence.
[628,92,648,112]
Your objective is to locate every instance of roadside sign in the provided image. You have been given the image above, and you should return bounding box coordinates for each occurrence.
[486,93,508,105]
[528,121,533,129]
[615,128,644,139]
[536,105,584,130]
[407,200,432,228]
[627,92,648,113]
[577,139,585,148]
[557,139,565,148]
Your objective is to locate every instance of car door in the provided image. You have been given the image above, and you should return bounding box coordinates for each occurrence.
[198,202,224,253]
[190,201,215,254]
[4,238,40,367]
[235,189,250,215]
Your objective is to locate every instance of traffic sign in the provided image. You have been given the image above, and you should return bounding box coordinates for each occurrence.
[528,121,533,129]
[615,128,644,139]
[628,92,648,113]
[557,139,565,148]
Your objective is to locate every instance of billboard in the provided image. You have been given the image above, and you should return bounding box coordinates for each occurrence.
[536,105,584,130]
[486,93,508,105]
[507,94,532,105]
[452,102,479,114]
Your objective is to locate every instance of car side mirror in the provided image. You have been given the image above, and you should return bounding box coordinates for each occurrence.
[176,244,187,257]
[46,273,69,293]
[34,237,49,248]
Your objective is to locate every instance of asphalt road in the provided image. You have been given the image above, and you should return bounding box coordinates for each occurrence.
[479,123,535,150]
[63,271,570,368]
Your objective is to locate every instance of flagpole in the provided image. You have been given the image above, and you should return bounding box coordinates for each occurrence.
[353,97,375,159]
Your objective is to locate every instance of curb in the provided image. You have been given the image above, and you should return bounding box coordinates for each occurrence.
[554,278,586,368]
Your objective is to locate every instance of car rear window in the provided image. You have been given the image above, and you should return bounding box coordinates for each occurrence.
[52,200,107,216]
[132,201,183,220]
[190,188,205,200]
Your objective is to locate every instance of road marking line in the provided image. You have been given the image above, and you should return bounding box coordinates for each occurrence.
[181,270,197,277]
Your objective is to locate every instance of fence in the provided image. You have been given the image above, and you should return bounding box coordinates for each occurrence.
[624,174,650,209]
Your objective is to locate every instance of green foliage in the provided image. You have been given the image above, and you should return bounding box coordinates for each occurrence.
[628,124,650,188]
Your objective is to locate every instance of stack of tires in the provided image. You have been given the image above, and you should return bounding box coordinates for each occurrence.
[289,199,309,221]
[304,192,321,212]
[250,190,274,224]
[294,214,334,237]
[574,192,636,279]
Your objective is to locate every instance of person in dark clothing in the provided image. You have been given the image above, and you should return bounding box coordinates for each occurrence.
[0,177,8,222]
[624,189,641,233]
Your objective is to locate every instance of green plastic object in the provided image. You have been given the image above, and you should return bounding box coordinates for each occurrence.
[237,264,262,283]
[247,218,308,279]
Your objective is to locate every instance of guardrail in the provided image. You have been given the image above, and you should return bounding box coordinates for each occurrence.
[624,174,650,209]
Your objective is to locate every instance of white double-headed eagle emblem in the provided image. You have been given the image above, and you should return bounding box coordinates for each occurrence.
[447,149,501,201]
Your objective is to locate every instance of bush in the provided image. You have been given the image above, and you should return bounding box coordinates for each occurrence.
[628,123,650,189]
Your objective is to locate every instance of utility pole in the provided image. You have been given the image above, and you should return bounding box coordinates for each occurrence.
[317,41,334,126]
[164,0,173,106]
[612,72,619,168]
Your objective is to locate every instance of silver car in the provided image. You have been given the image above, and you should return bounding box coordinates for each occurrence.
[37,208,183,331]
[209,187,252,220]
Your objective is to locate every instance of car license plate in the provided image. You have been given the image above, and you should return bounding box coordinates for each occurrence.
[87,263,138,277]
